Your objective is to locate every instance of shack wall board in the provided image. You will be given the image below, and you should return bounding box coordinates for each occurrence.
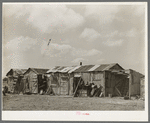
[24,70,38,93]
[59,73,69,95]
[15,78,26,94]
[140,77,145,98]
[109,64,124,71]
[46,73,63,95]
[7,70,19,93]
[129,70,143,96]
[74,72,91,85]
[81,73,91,84]
[105,71,129,97]
[91,72,104,86]
[69,74,74,95]
[7,77,15,92]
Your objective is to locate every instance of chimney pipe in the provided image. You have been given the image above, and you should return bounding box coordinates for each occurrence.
[80,62,82,66]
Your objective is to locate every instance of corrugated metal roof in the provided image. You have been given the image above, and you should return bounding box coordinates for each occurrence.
[6,69,27,76]
[46,67,57,73]
[73,65,94,72]
[88,63,123,72]
[59,66,74,73]
[46,63,124,73]
[68,66,81,73]
[88,65,100,72]
[91,63,121,72]
[102,63,118,71]
[31,68,49,74]
[47,66,65,73]
[47,66,79,73]
[93,64,110,71]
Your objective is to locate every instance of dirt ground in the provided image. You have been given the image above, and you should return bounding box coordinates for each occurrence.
[3,94,145,111]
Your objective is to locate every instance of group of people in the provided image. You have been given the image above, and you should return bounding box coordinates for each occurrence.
[86,82,103,97]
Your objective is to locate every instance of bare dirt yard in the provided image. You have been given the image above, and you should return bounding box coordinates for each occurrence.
[3,94,145,111]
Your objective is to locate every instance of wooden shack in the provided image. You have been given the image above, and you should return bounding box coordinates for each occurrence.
[72,63,126,97]
[6,69,27,93]
[124,69,144,98]
[23,68,49,94]
[45,63,144,98]
[46,66,77,95]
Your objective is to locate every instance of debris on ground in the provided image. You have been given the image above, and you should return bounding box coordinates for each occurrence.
[124,96,129,100]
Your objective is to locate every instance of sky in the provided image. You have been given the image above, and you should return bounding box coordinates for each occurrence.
[2,3,146,77]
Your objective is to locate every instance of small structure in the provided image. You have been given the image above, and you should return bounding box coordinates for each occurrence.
[124,69,144,98]
[140,76,145,99]
[6,69,27,93]
[46,63,128,97]
[46,63,145,98]
[71,63,126,97]
[46,66,78,95]
[23,68,49,93]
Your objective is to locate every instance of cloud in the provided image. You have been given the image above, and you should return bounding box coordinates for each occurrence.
[7,52,27,68]
[4,4,84,33]
[5,36,37,52]
[41,42,72,57]
[71,58,87,63]
[96,58,105,63]
[80,28,101,42]
[41,41,102,57]
[3,4,24,17]
[86,49,102,56]
[85,5,119,24]
[6,36,102,58]
[125,28,137,37]
[105,30,119,38]
[103,39,123,47]
[105,28,138,39]
[28,4,84,32]
[72,48,102,57]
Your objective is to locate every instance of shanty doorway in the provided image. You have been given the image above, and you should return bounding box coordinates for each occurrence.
[60,76,69,95]
[105,71,129,97]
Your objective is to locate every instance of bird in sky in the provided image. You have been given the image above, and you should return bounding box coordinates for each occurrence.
[47,39,51,46]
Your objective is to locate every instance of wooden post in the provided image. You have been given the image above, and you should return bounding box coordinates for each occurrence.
[90,73,92,83]
[103,71,106,97]
[37,75,38,94]
[129,70,132,99]
[58,73,60,95]
[68,73,70,95]
[73,77,81,97]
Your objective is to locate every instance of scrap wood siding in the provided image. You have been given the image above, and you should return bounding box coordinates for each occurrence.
[104,71,129,97]
[6,69,27,93]
[124,69,144,98]
[45,63,144,98]
[46,66,77,95]
[46,73,59,95]
[23,68,49,93]
[88,63,125,97]
[140,77,145,99]
[71,63,125,97]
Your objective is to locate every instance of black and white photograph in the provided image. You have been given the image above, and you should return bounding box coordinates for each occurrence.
[2,2,148,121]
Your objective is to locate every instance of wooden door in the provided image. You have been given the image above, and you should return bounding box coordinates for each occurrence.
[60,76,69,95]
[29,74,38,93]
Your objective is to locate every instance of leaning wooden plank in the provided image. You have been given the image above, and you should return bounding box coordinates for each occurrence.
[115,87,122,96]
[51,85,55,95]
[73,78,81,97]
[39,85,45,88]
[115,78,126,87]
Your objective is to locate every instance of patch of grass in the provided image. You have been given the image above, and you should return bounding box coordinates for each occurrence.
[3,94,145,111]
